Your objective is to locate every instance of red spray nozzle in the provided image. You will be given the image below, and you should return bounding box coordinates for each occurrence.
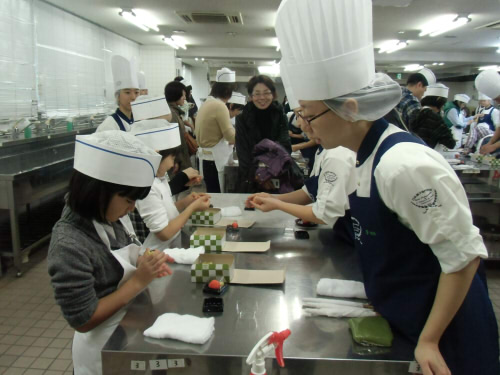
[268,329,291,367]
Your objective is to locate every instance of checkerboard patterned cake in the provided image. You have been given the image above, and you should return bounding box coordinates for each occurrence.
[191,262,231,283]
[189,209,221,226]
[190,234,225,253]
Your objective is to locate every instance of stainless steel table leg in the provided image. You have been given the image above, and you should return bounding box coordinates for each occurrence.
[6,182,22,277]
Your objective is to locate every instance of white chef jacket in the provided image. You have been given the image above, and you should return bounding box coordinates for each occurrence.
[302,146,357,226]
[355,123,487,273]
[135,177,180,251]
[96,116,132,132]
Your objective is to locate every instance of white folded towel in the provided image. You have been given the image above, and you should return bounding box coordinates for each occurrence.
[316,279,367,299]
[163,247,204,264]
[302,297,365,308]
[221,206,242,217]
[143,313,214,344]
[303,305,376,318]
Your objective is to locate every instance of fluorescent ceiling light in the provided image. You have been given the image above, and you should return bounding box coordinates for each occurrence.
[171,36,187,50]
[195,58,199,61]
[419,14,470,37]
[404,64,424,72]
[378,40,407,54]
[258,63,280,77]
[439,62,445,66]
[479,65,500,71]
[497,47,500,54]
[132,9,159,32]
[162,37,179,50]
[120,10,149,31]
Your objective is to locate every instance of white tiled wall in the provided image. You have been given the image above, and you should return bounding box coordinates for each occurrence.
[139,46,177,97]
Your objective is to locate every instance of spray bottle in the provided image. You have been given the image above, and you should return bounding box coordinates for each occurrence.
[246,329,291,375]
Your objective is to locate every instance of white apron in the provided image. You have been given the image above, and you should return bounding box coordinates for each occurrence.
[451,126,463,149]
[72,216,141,375]
[198,138,233,192]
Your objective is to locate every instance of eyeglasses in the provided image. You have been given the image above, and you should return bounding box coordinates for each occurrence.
[296,109,330,126]
[251,91,273,98]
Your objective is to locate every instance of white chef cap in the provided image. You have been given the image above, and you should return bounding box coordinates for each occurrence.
[276,0,401,122]
[216,67,236,82]
[132,120,181,151]
[280,63,300,110]
[478,92,492,102]
[111,55,139,92]
[137,71,146,90]
[423,83,449,99]
[74,131,160,187]
[131,96,171,121]
[228,92,247,106]
[418,68,436,86]
[454,94,470,104]
[475,69,500,100]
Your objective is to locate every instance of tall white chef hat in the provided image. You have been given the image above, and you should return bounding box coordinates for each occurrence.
[111,55,139,92]
[131,96,171,121]
[132,120,181,151]
[74,131,160,187]
[228,92,247,106]
[418,68,436,86]
[216,67,236,82]
[423,83,449,99]
[276,0,401,121]
[478,92,492,102]
[475,69,500,101]
[137,71,147,90]
[280,64,300,110]
[454,94,470,104]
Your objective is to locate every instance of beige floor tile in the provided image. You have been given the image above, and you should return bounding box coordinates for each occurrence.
[0,366,7,374]
[31,338,52,348]
[5,345,27,356]
[55,331,71,340]
[39,314,58,321]
[23,346,44,357]
[40,330,60,340]
[0,344,8,355]
[56,349,71,360]
[47,323,65,331]
[29,357,53,370]
[23,369,45,375]
[0,336,20,345]
[0,355,17,367]
[14,337,36,347]
[10,355,36,368]
[24,328,44,338]
[47,340,69,350]
[40,348,61,359]
[31,322,51,330]
[47,359,71,372]
[43,371,63,375]
[3,367,26,375]
[35,305,52,313]
[17,319,36,328]
[9,327,30,336]
[0,327,10,335]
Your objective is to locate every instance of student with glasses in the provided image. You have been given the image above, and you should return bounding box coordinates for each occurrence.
[235,75,292,192]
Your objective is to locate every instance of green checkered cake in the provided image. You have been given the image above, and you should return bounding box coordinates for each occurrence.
[189,209,221,225]
[191,262,231,283]
[190,234,225,253]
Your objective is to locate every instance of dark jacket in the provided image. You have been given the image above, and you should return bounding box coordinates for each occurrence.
[235,101,292,192]
[409,107,456,149]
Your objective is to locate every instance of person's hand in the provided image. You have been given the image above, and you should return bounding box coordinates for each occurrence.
[250,196,280,212]
[190,195,211,212]
[186,175,203,186]
[480,144,497,155]
[414,340,451,375]
[245,192,272,208]
[182,167,200,180]
[133,250,172,287]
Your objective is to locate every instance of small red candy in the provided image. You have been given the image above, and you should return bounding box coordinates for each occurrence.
[232,222,238,229]
[208,280,221,289]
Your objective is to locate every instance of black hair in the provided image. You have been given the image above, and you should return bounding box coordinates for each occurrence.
[226,103,245,112]
[165,81,187,103]
[420,96,447,110]
[67,170,151,223]
[159,146,181,161]
[247,75,277,99]
[210,82,235,100]
[407,73,428,87]
[174,76,184,82]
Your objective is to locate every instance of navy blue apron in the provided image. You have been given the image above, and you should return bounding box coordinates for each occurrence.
[348,119,499,374]
[111,109,134,131]
[478,107,496,132]
[303,156,354,245]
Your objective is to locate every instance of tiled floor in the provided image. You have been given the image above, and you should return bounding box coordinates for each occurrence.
[1,247,500,375]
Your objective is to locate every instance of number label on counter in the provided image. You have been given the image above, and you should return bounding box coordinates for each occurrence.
[150,359,168,370]
[408,361,423,374]
[131,361,146,371]
[168,359,185,368]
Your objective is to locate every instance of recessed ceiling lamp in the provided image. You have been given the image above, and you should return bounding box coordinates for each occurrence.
[419,14,470,37]
[162,36,179,50]
[497,47,500,54]
[432,62,445,66]
[404,64,424,72]
[171,36,187,50]
[119,9,159,32]
[479,65,500,71]
[258,62,280,77]
[378,40,408,54]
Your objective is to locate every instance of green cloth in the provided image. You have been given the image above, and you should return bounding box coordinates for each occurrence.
[348,316,393,347]
[443,101,459,129]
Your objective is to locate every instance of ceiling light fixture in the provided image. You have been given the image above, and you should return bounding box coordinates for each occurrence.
[119,9,149,31]
[378,40,408,54]
[419,14,471,37]
[497,47,500,54]
[162,36,179,50]
[404,64,424,72]
[479,65,500,71]
[439,62,445,66]
[132,9,159,32]
[258,63,280,77]
[201,58,205,61]
[171,36,187,50]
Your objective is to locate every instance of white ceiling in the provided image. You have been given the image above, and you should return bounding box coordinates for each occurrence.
[43,0,500,78]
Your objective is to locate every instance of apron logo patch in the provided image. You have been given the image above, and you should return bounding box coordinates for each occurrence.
[411,188,442,213]
[323,171,337,184]
[351,216,363,244]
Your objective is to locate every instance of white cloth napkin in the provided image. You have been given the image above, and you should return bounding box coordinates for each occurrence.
[143,313,215,344]
[221,206,242,217]
[316,278,367,299]
[163,247,204,264]
[303,305,376,318]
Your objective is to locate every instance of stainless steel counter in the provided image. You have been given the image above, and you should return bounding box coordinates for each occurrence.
[102,208,414,374]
